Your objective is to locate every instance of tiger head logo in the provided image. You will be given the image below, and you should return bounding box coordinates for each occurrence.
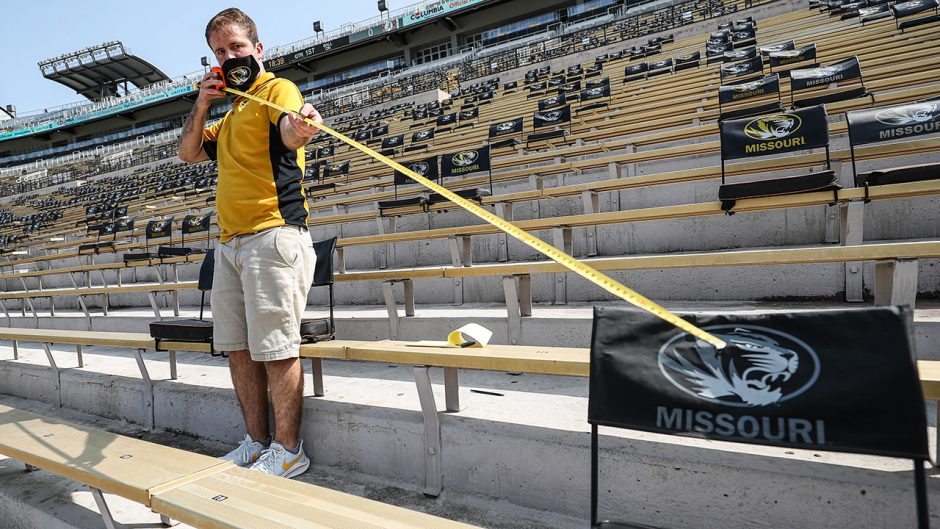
[802,65,841,78]
[744,114,802,140]
[659,325,819,407]
[874,103,938,126]
[187,215,207,227]
[451,150,479,167]
[409,162,430,175]
[226,66,252,87]
[732,79,764,92]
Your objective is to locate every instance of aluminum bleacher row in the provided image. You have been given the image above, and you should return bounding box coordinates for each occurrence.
[0,0,939,527]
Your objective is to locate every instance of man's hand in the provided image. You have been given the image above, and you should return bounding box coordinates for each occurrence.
[280,103,323,150]
[286,103,322,141]
[196,71,227,109]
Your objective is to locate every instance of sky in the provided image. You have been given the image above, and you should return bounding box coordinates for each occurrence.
[0,0,387,116]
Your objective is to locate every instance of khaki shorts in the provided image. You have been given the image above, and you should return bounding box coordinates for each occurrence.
[211,225,316,361]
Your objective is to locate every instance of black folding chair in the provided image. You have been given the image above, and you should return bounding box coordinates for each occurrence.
[589,306,930,529]
[300,236,338,343]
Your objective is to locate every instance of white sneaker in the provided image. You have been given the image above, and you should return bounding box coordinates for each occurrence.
[220,434,267,467]
[248,439,310,478]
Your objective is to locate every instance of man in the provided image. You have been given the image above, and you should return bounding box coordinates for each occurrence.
[178,7,322,478]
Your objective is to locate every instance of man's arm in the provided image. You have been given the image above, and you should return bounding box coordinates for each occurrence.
[279,103,323,151]
[179,72,226,163]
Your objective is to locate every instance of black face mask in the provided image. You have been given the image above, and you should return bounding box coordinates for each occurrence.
[221,54,261,92]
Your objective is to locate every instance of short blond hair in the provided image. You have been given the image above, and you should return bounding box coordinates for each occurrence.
[205,8,259,45]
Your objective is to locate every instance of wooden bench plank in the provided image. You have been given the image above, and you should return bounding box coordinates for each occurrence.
[0,327,154,349]
[345,340,589,377]
[442,241,940,278]
[151,465,481,529]
[0,281,197,301]
[0,403,232,506]
[917,360,940,400]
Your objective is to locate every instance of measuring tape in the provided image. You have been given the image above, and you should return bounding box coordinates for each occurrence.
[209,74,726,348]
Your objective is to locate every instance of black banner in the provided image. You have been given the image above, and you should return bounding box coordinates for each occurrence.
[581,84,611,102]
[723,46,757,63]
[147,219,172,239]
[586,77,610,89]
[528,82,547,91]
[720,56,764,80]
[533,105,572,128]
[478,91,494,101]
[859,4,889,18]
[568,65,584,75]
[720,105,828,161]
[412,128,435,143]
[760,40,795,57]
[847,99,940,145]
[769,43,817,68]
[677,51,701,65]
[708,31,730,44]
[182,214,211,234]
[649,58,673,71]
[371,124,389,137]
[441,146,491,177]
[790,56,861,91]
[719,74,781,104]
[588,306,928,459]
[98,222,117,236]
[316,146,334,158]
[892,0,939,17]
[548,78,564,89]
[538,94,567,111]
[303,162,320,182]
[116,218,134,232]
[489,117,524,138]
[459,107,479,121]
[586,64,604,74]
[563,80,582,93]
[504,81,519,90]
[394,155,438,185]
[354,130,371,141]
[437,113,457,125]
[382,134,404,148]
[707,42,734,57]
[625,63,649,77]
[732,27,756,43]
[323,160,351,178]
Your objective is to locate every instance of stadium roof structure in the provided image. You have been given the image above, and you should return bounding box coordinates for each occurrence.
[38,41,170,101]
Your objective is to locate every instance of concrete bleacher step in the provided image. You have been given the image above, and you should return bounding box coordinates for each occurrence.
[0,396,563,529]
[1,338,939,529]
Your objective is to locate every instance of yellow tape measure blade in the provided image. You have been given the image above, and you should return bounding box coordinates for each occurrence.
[220,86,726,349]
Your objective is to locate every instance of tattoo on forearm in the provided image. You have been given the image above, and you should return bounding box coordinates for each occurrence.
[183,106,201,136]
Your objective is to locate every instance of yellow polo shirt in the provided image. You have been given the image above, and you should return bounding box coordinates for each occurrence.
[202,72,308,243]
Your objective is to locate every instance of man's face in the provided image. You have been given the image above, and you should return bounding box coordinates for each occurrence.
[207,24,264,68]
